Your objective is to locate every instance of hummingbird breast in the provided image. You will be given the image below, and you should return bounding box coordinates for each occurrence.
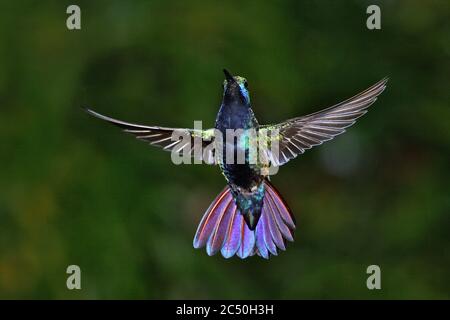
[215,102,261,190]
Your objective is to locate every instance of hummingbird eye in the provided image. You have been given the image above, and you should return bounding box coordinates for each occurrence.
[244,81,248,89]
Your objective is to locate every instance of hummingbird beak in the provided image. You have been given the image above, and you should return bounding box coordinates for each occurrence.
[223,69,236,84]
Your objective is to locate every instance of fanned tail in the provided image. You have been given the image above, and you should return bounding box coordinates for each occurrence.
[193,180,296,259]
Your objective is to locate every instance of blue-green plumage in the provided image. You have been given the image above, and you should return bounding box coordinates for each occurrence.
[215,69,265,230]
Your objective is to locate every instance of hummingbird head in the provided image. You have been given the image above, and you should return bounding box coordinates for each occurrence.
[222,69,250,105]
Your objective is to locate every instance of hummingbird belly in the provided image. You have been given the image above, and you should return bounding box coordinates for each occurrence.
[215,102,263,190]
[221,162,262,190]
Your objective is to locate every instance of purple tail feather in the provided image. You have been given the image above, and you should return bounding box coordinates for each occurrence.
[193,181,296,259]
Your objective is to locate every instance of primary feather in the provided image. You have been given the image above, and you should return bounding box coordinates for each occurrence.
[259,77,388,166]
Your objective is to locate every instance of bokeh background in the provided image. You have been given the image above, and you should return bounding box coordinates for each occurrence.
[0,0,449,299]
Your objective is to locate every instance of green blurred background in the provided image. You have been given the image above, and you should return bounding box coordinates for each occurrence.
[0,0,449,299]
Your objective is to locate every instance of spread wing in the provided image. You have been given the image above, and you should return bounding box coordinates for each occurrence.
[259,77,388,166]
[84,108,216,164]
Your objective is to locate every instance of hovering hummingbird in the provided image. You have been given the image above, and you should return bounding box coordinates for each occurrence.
[85,69,387,259]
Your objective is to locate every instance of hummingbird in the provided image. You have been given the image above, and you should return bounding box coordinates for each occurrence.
[85,69,387,259]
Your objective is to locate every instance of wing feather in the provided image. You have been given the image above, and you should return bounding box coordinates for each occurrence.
[259,77,388,166]
[84,108,216,164]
